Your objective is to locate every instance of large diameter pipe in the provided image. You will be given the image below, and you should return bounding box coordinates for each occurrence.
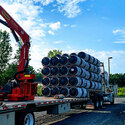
[42,77,50,86]
[69,77,82,86]
[94,82,99,89]
[82,88,87,97]
[42,87,51,96]
[51,87,60,96]
[80,58,86,68]
[89,64,95,72]
[81,68,86,78]
[69,66,81,76]
[97,59,101,67]
[81,78,86,87]
[42,67,50,76]
[85,71,90,80]
[41,57,50,66]
[97,75,102,82]
[62,53,69,57]
[68,55,81,65]
[70,53,77,56]
[89,56,95,64]
[51,67,59,76]
[94,66,98,73]
[97,67,101,74]
[59,56,68,65]
[69,87,87,97]
[90,72,95,81]
[60,87,70,97]
[50,56,60,66]
[94,73,98,81]
[78,52,90,62]
[59,67,69,75]
[85,80,91,89]
[59,77,69,86]
[98,83,102,90]
[93,58,98,65]
[84,62,89,70]
[69,87,83,97]
[50,77,59,86]
[90,81,95,89]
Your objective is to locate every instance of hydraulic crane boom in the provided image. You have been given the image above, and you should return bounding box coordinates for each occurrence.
[0,5,29,73]
[0,5,37,101]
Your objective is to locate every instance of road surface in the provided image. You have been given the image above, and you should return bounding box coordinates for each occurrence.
[35,97,125,125]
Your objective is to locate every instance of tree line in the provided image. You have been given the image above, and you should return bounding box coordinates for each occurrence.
[110,73,125,87]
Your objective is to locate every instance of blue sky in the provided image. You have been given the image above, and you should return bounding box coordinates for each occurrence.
[0,0,125,73]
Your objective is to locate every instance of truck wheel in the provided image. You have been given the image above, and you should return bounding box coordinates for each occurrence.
[99,98,103,108]
[110,97,114,105]
[81,104,86,109]
[16,108,35,125]
[94,99,99,110]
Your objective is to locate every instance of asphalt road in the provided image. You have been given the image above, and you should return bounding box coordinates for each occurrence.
[35,97,125,125]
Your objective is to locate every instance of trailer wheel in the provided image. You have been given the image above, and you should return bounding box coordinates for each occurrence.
[94,98,99,110]
[110,96,114,105]
[99,98,103,108]
[81,104,86,109]
[16,108,35,125]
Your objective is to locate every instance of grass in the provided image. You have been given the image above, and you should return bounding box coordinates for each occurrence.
[117,87,125,97]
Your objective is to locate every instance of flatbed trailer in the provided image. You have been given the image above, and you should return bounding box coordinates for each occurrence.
[0,97,89,113]
[0,96,90,125]
[0,87,114,125]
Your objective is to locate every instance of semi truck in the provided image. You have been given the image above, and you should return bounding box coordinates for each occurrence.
[0,5,114,125]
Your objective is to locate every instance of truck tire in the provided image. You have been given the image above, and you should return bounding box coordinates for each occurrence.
[81,104,86,109]
[99,98,103,108]
[94,98,99,110]
[110,96,114,105]
[16,108,35,125]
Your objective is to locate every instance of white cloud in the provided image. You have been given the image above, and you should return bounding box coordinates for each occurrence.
[53,40,64,44]
[49,21,61,30]
[48,30,55,35]
[0,0,86,18]
[71,24,77,28]
[40,0,54,6]
[113,29,125,36]
[57,0,86,18]
[113,41,125,44]
[101,17,109,20]
[113,28,125,43]
[64,24,69,27]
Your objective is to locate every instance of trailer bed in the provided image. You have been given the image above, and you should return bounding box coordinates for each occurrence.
[0,96,89,113]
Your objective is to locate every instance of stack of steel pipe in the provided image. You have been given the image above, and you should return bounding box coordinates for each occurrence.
[41,52,102,98]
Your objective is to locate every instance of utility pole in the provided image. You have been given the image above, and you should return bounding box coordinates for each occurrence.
[108,57,113,81]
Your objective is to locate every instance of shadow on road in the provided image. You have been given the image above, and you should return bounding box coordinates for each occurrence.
[50,103,125,125]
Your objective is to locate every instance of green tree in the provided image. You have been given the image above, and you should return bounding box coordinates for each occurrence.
[47,49,62,58]
[110,73,125,87]
[0,63,18,86]
[35,68,43,82]
[13,44,21,64]
[14,40,31,65]
[0,30,12,73]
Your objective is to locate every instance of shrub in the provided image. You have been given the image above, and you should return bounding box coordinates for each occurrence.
[118,87,125,97]
[36,84,42,96]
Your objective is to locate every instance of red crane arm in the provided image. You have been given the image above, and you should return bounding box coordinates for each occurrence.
[0,5,30,72]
